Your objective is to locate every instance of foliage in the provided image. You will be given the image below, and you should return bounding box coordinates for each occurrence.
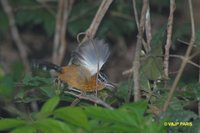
[1,0,200,133]
[0,95,166,133]
[0,0,137,38]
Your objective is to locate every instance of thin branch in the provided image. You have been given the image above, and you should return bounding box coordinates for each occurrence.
[52,0,74,65]
[145,1,152,49]
[132,0,139,29]
[132,0,148,101]
[163,0,195,112]
[36,0,56,16]
[132,0,149,53]
[52,0,63,64]
[64,91,113,109]
[169,55,200,69]
[1,0,29,71]
[199,59,200,118]
[164,0,176,79]
[58,0,74,64]
[82,0,113,42]
[122,68,133,75]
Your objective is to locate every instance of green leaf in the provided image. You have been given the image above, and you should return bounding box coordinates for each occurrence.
[34,118,72,133]
[121,100,148,116]
[10,62,24,82]
[54,107,89,129]
[0,75,14,98]
[0,119,26,131]
[10,126,36,133]
[150,26,166,55]
[115,81,130,102]
[142,56,163,80]
[91,124,139,133]
[0,11,9,32]
[40,96,60,113]
[84,106,138,127]
[22,74,52,87]
[40,86,56,97]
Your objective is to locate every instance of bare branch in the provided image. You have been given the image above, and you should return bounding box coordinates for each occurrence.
[163,0,176,79]
[163,0,196,112]
[132,0,149,53]
[132,0,139,29]
[52,0,74,65]
[36,0,56,16]
[64,91,113,109]
[145,2,152,48]
[132,0,148,101]
[82,0,113,42]
[52,0,63,64]
[1,0,29,71]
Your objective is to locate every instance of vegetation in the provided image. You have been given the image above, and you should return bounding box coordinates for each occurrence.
[0,0,200,133]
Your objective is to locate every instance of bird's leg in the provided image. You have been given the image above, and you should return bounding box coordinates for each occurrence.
[68,86,82,93]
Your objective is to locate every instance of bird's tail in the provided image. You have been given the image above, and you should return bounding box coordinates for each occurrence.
[71,39,110,75]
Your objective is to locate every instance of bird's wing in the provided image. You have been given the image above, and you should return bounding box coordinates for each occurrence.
[71,39,110,75]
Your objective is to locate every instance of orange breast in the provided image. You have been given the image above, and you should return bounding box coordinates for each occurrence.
[58,65,105,92]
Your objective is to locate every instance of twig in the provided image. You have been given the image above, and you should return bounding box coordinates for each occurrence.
[82,0,113,42]
[64,91,113,109]
[58,0,74,64]
[122,68,133,75]
[145,1,152,49]
[1,0,29,71]
[169,55,200,69]
[132,0,148,101]
[52,0,74,65]
[132,0,149,53]
[163,0,195,112]
[132,0,139,29]
[198,59,200,119]
[198,102,200,119]
[36,0,56,16]
[177,39,197,48]
[164,0,176,79]
[70,98,80,106]
[52,0,64,64]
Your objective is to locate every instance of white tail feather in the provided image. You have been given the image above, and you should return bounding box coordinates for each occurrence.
[72,39,110,75]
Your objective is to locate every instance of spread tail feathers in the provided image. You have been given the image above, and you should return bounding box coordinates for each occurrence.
[71,39,110,75]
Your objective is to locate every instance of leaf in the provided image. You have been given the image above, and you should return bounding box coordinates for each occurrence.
[84,106,138,127]
[33,118,72,133]
[0,11,9,32]
[115,81,130,102]
[40,86,56,97]
[40,96,60,113]
[119,100,148,125]
[91,124,139,133]
[10,62,24,82]
[54,107,89,129]
[10,126,36,133]
[22,74,52,87]
[0,119,26,131]
[142,56,163,80]
[0,75,14,98]
[121,100,148,116]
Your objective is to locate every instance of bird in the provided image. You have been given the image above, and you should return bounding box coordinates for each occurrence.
[32,39,113,92]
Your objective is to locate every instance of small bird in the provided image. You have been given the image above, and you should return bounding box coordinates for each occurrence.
[33,39,113,92]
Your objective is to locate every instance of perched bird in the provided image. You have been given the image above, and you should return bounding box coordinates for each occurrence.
[33,39,113,92]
